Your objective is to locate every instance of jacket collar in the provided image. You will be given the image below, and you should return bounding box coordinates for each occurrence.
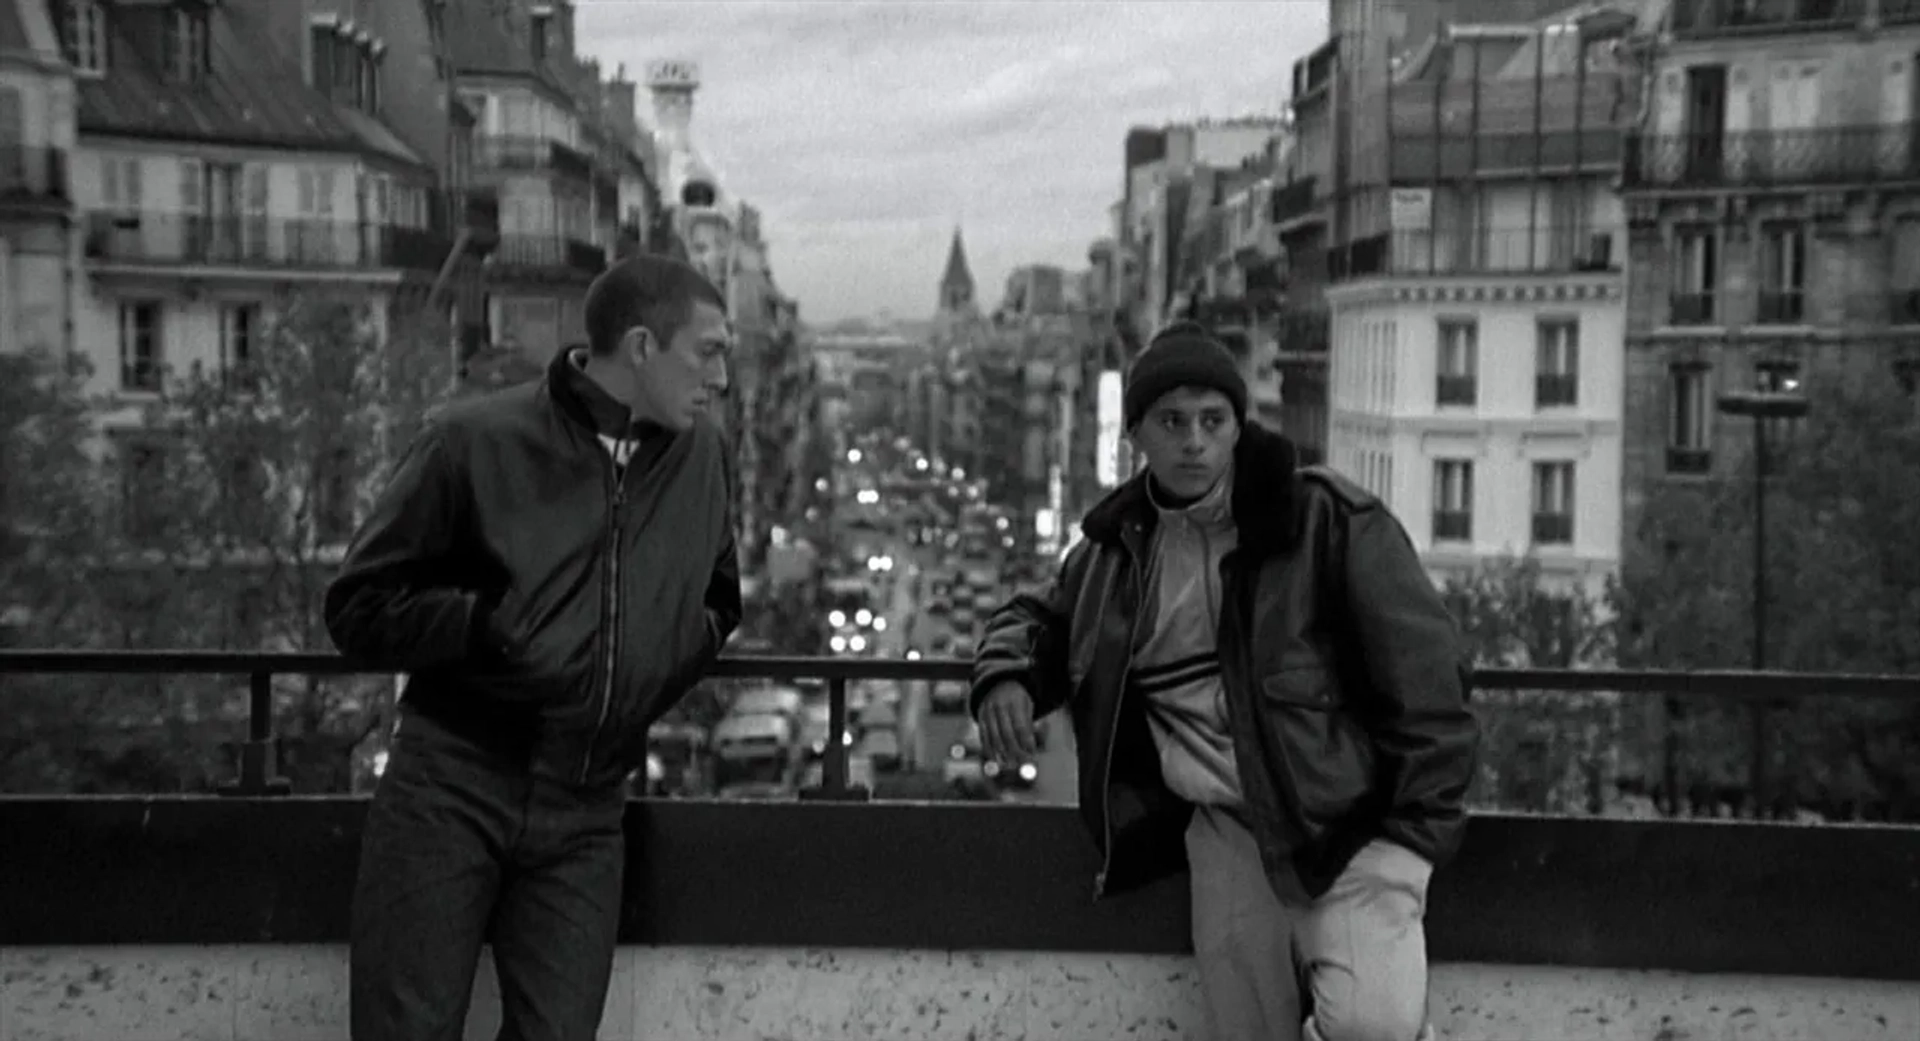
[543,346,670,443]
[1081,421,1302,557]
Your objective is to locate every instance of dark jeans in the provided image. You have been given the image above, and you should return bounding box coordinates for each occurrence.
[350,712,628,1041]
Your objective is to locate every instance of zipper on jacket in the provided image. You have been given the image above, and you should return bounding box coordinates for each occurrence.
[579,461,629,785]
[1094,531,1147,900]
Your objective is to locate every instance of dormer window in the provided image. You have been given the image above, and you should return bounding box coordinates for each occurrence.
[61,1,108,76]
[531,7,551,65]
[166,6,211,83]
[309,17,384,115]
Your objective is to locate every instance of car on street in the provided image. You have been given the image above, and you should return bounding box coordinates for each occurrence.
[853,728,902,772]
[942,722,995,799]
[711,712,798,790]
[929,680,969,715]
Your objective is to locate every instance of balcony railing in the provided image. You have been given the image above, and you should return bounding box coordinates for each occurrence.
[82,212,449,271]
[1277,307,1330,355]
[0,144,70,203]
[474,134,597,180]
[1672,0,1867,38]
[1390,128,1624,181]
[1436,374,1477,406]
[1432,509,1471,542]
[1622,124,1920,190]
[1535,372,1578,407]
[1531,512,1574,546]
[1667,445,1713,475]
[492,233,607,276]
[1757,289,1806,325]
[1670,292,1717,326]
[1386,229,1618,276]
[1270,177,1318,225]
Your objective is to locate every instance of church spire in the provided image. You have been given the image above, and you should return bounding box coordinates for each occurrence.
[938,227,975,314]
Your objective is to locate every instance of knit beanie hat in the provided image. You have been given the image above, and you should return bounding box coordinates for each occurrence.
[1123,321,1249,429]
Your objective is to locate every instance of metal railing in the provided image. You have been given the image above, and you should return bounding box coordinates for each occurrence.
[473,134,597,180]
[1270,178,1318,225]
[493,234,607,275]
[6,651,1920,816]
[1623,124,1920,190]
[82,211,448,271]
[0,145,69,202]
[1386,229,1618,277]
[1672,0,1867,38]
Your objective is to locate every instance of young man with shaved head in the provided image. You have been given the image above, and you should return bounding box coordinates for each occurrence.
[325,255,742,1041]
[973,320,1480,1041]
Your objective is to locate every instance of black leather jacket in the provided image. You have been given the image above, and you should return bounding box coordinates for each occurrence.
[325,348,742,789]
[972,423,1478,902]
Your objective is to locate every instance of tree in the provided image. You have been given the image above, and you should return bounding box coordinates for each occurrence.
[1438,555,1629,816]
[1617,372,1920,820]
[1,298,453,794]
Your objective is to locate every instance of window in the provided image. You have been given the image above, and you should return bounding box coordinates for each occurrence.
[309,25,333,93]
[166,7,210,82]
[1436,319,1477,406]
[1667,363,1712,474]
[118,301,162,392]
[1531,462,1575,546]
[62,0,107,75]
[1758,224,1805,324]
[1672,226,1717,325]
[101,155,142,212]
[1431,459,1473,542]
[294,168,339,263]
[1754,358,1804,465]
[531,11,550,64]
[1535,319,1579,407]
[220,303,258,380]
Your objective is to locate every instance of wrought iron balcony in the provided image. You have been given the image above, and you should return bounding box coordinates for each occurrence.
[1431,509,1471,542]
[1531,513,1574,546]
[1757,290,1806,325]
[1276,307,1330,355]
[1623,124,1920,190]
[1391,127,1623,182]
[1436,374,1478,407]
[82,211,450,271]
[1270,177,1318,225]
[1387,229,1619,276]
[1667,445,1713,475]
[0,145,70,204]
[474,134,596,181]
[1671,0,1867,39]
[1535,373,1579,408]
[492,234,607,276]
[1670,292,1718,326]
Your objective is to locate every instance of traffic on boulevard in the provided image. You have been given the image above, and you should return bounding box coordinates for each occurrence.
[638,425,1076,804]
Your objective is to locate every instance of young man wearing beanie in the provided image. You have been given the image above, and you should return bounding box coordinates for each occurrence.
[324,255,742,1040]
[972,320,1478,1041]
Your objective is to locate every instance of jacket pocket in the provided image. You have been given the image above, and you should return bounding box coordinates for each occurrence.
[1259,666,1374,831]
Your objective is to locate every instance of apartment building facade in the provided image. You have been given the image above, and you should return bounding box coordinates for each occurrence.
[0,0,75,359]
[1619,0,1920,542]
[57,0,449,412]
[1321,2,1639,589]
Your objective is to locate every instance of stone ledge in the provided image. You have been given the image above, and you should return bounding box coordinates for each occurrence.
[5,945,1918,1041]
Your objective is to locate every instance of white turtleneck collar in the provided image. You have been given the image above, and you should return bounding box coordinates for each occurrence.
[1147,460,1235,531]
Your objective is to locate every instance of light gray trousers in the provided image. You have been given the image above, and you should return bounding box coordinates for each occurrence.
[1186,805,1435,1041]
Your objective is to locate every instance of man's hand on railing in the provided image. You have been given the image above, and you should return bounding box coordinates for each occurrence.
[979,681,1038,762]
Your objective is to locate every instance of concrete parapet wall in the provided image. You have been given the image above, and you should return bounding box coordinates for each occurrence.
[4,944,1918,1041]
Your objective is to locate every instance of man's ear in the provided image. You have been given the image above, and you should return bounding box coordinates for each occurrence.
[621,325,654,362]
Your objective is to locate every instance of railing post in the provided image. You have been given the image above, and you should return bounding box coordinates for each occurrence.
[220,671,291,797]
[799,676,870,802]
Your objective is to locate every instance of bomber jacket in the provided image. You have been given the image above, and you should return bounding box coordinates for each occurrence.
[971,422,1479,903]
[324,347,742,789]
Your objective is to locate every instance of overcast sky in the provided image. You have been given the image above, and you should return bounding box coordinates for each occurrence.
[576,0,1327,323]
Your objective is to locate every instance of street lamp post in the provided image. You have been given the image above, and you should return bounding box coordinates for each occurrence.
[1714,382,1810,818]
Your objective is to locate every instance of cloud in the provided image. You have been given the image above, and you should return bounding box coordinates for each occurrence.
[575,0,1327,322]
